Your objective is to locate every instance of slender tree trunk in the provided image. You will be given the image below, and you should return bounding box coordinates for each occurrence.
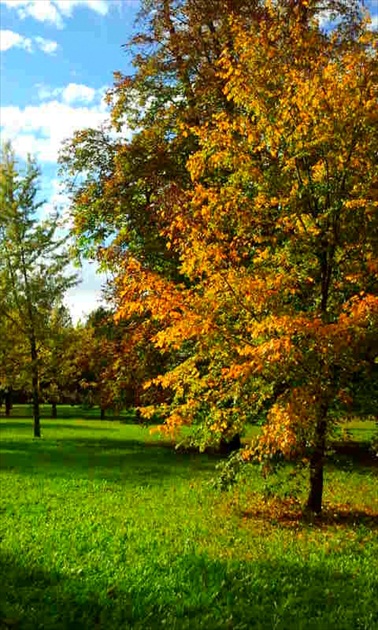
[100,407,105,420]
[51,402,57,419]
[306,407,328,514]
[30,338,41,438]
[5,390,12,417]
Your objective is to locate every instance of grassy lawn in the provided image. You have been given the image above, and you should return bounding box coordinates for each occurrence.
[0,414,377,629]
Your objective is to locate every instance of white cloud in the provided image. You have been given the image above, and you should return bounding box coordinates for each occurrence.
[0,0,110,28]
[64,260,106,324]
[0,29,58,54]
[61,83,96,104]
[34,36,58,54]
[0,1,64,28]
[37,83,106,104]
[0,29,32,52]
[1,99,110,163]
[64,287,105,324]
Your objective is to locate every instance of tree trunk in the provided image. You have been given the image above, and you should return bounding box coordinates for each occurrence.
[100,407,105,420]
[306,408,327,514]
[31,338,41,438]
[5,390,12,417]
[51,402,57,419]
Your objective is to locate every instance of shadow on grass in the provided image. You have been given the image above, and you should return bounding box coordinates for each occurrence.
[240,501,378,531]
[329,441,377,472]
[1,549,377,630]
[0,435,219,485]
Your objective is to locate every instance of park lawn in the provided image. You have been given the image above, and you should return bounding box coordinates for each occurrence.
[0,416,377,630]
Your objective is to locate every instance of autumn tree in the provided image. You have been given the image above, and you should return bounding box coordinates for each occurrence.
[74,307,168,419]
[0,143,77,436]
[39,305,79,417]
[115,1,377,512]
[58,0,376,506]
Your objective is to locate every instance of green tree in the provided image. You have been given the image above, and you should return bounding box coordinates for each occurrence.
[0,143,77,436]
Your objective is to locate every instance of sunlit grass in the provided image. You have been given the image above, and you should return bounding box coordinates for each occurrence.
[0,415,377,629]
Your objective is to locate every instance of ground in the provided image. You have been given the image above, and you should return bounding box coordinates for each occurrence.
[0,408,377,629]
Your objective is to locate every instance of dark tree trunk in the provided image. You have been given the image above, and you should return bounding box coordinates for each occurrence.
[100,407,105,420]
[306,408,327,514]
[5,390,12,417]
[51,402,57,419]
[31,338,41,438]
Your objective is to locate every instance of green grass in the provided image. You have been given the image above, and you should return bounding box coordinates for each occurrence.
[0,414,377,629]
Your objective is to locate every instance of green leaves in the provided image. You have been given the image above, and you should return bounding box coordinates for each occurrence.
[0,142,78,434]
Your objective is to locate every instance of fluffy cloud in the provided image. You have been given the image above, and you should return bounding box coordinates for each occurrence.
[1,98,110,163]
[0,78,131,164]
[0,29,58,54]
[64,257,107,324]
[0,0,110,28]
[34,35,58,54]
[0,29,32,51]
[0,0,63,28]
[60,83,96,104]
[64,282,106,324]
[38,82,100,104]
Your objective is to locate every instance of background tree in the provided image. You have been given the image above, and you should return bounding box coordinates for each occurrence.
[39,305,79,417]
[0,143,77,436]
[74,307,169,419]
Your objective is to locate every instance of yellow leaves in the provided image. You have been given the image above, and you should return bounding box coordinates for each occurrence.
[187,153,205,181]
[344,199,370,210]
[311,160,326,183]
[340,293,378,327]
[241,448,254,462]
[221,363,252,381]
[257,386,321,460]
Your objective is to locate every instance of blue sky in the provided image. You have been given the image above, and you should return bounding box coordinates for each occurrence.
[1,0,377,322]
[0,0,140,322]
